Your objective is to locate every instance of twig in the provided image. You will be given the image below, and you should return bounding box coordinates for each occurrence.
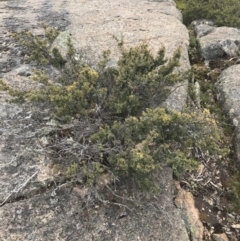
[0,171,38,207]
[203,178,211,186]
[180,180,191,187]
[0,156,17,170]
[94,189,132,212]
[210,181,222,191]
[192,178,204,182]
[105,183,135,203]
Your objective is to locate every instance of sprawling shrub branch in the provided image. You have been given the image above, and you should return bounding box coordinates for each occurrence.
[0,26,230,190]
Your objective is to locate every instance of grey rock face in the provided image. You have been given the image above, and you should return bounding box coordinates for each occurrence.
[220,39,240,57]
[216,65,240,121]
[0,167,191,241]
[202,42,225,61]
[192,20,215,38]
[193,21,240,60]
[0,0,192,240]
[212,233,229,241]
[14,64,32,76]
[216,65,240,163]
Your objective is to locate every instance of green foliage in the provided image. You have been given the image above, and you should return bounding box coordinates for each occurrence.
[228,172,240,213]
[179,0,240,27]
[83,162,105,186]
[13,23,64,67]
[189,63,222,112]
[10,27,184,121]
[26,64,100,119]
[1,26,230,190]
[0,79,10,91]
[0,79,26,103]
[105,43,183,117]
[188,29,202,65]
[92,107,229,179]
[191,65,212,103]
[11,26,103,119]
[66,163,78,178]
[175,0,187,11]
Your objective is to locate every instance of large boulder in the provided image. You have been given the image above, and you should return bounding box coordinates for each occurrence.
[1,0,190,111]
[0,0,193,240]
[192,21,240,60]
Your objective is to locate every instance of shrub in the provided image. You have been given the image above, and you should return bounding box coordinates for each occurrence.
[180,0,240,27]
[0,26,230,189]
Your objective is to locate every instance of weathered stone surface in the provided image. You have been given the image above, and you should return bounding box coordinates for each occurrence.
[0,0,190,111]
[0,101,58,205]
[216,65,240,163]
[192,20,215,38]
[175,182,204,241]
[212,233,229,241]
[193,21,240,60]
[0,167,190,241]
[15,64,32,77]
[216,65,240,118]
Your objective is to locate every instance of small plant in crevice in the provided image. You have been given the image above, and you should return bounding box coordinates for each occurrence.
[66,163,79,178]
[188,62,233,145]
[0,25,230,191]
[183,19,223,113]
[227,172,240,214]
[176,0,239,222]
[199,211,209,223]
[192,65,214,108]
[188,28,202,65]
